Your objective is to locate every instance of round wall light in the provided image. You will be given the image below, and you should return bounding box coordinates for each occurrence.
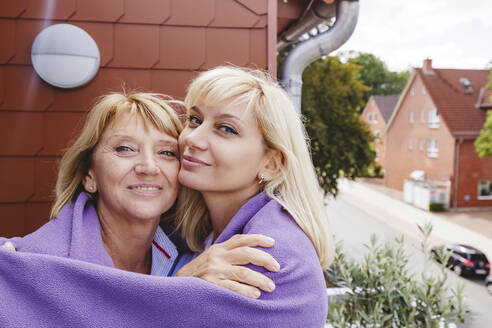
[31,24,100,89]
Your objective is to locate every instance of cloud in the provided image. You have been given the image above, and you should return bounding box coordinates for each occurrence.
[335,0,492,71]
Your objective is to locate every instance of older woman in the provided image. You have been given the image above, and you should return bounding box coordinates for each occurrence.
[0,92,278,295]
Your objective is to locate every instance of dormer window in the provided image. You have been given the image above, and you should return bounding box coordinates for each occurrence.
[459,77,473,94]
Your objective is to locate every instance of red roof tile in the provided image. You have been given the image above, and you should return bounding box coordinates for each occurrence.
[156,26,206,70]
[151,70,197,100]
[11,19,52,65]
[40,112,85,155]
[417,67,489,138]
[166,0,214,26]
[0,204,26,237]
[0,19,15,64]
[71,22,114,67]
[110,24,159,68]
[249,28,267,69]
[31,156,58,202]
[204,28,250,69]
[25,202,51,233]
[211,0,262,28]
[69,0,124,23]
[0,157,34,202]
[118,0,170,24]
[0,66,54,111]
[101,68,152,92]
[0,112,43,155]
[21,0,76,20]
[0,0,27,18]
[0,66,4,105]
[50,72,103,111]
[237,0,268,15]
[254,15,268,28]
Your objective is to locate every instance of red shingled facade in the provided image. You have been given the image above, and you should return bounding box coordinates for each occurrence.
[0,0,300,236]
[384,60,492,208]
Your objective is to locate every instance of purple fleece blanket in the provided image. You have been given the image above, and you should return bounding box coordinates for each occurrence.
[0,192,327,327]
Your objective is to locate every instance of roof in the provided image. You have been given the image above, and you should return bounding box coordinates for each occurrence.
[416,67,490,138]
[372,95,400,123]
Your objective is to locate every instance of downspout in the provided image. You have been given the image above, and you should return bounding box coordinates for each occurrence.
[453,138,463,209]
[280,0,359,113]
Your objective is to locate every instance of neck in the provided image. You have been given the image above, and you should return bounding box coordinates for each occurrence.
[98,208,159,274]
[202,185,261,241]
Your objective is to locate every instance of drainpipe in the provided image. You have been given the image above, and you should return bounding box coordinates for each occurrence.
[453,138,463,209]
[280,0,359,113]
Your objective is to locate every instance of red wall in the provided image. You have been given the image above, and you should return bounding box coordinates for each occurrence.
[456,140,492,207]
[0,0,275,236]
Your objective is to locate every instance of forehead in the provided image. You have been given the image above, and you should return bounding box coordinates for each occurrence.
[102,111,177,141]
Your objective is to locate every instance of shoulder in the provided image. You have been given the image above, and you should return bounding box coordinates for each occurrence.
[242,198,327,318]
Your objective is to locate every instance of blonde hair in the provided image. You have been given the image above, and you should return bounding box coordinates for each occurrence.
[50,92,183,219]
[176,66,334,269]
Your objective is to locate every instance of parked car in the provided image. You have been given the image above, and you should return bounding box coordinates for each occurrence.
[430,244,490,278]
[486,275,492,295]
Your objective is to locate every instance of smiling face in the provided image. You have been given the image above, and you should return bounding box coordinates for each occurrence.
[84,112,180,223]
[178,103,268,199]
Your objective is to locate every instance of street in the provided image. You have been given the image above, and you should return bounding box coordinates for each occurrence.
[326,195,492,327]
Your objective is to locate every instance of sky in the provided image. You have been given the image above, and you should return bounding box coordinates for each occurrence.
[334,0,492,72]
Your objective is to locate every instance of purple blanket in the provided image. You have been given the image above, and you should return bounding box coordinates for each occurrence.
[0,192,327,327]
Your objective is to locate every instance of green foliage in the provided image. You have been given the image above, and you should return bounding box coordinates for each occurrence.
[347,52,410,102]
[301,56,375,195]
[429,202,445,212]
[326,222,467,327]
[475,110,492,157]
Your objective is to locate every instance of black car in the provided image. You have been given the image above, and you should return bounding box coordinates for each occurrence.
[486,275,492,295]
[430,244,490,278]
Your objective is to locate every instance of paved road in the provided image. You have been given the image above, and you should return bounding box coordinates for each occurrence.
[326,196,492,327]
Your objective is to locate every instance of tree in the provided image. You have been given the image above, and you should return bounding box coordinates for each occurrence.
[474,69,492,157]
[302,56,375,195]
[347,52,410,102]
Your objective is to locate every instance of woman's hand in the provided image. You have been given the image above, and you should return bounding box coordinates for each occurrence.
[176,234,280,299]
[1,241,16,251]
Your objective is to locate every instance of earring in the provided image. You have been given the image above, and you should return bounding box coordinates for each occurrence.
[258,174,265,185]
[89,186,94,192]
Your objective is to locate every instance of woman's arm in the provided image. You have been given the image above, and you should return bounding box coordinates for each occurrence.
[176,234,279,299]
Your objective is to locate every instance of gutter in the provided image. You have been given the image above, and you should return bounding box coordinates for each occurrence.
[453,138,463,209]
[280,0,360,113]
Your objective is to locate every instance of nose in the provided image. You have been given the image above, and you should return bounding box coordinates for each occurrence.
[181,124,208,151]
[135,150,159,175]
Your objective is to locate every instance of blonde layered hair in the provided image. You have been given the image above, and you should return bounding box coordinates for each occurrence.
[176,66,335,269]
[50,92,183,219]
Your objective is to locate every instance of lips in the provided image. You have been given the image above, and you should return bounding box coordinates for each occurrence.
[182,154,210,168]
[127,184,162,194]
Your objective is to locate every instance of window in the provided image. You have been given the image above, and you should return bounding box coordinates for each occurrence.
[409,111,414,123]
[374,130,380,143]
[410,87,415,96]
[367,113,372,123]
[478,181,492,200]
[426,139,438,158]
[375,149,379,162]
[422,86,426,95]
[420,109,426,122]
[428,108,440,128]
[372,114,377,123]
[408,137,413,150]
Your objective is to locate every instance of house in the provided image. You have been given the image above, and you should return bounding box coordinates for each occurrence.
[384,59,492,208]
[0,0,340,236]
[362,94,399,170]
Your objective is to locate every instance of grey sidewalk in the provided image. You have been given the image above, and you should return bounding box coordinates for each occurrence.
[337,179,492,261]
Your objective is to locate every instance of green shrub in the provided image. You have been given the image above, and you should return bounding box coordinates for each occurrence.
[325,223,467,327]
[429,202,445,212]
